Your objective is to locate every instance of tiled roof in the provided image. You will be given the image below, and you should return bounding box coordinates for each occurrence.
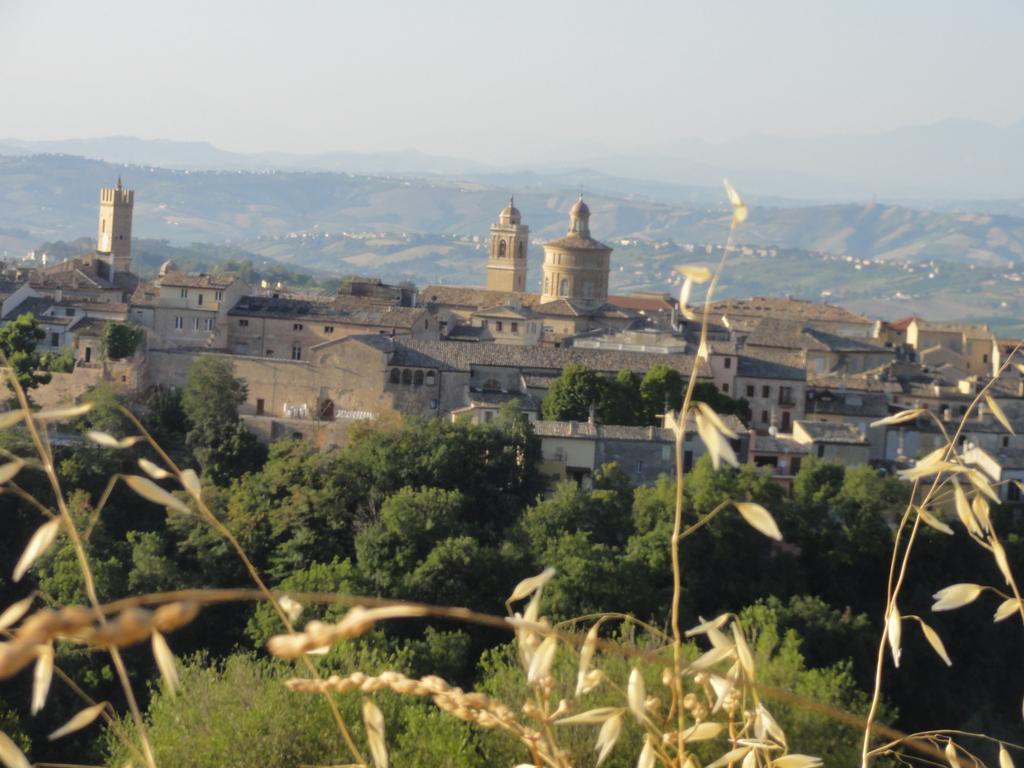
[709,296,872,326]
[446,324,489,341]
[58,301,129,314]
[543,233,613,252]
[745,318,890,354]
[229,296,425,329]
[737,349,806,381]
[533,417,746,442]
[2,297,53,322]
[158,272,239,289]
[805,389,889,418]
[349,336,708,378]
[421,286,632,320]
[749,434,809,455]
[607,293,675,312]
[796,419,868,445]
[72,318,110,336]
[422,285,537,310]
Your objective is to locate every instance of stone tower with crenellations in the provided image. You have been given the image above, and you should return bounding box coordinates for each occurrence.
[486,197,529,292]
[97,178,134,279]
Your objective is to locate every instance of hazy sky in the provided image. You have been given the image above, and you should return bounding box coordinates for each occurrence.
[2,0,1022,163]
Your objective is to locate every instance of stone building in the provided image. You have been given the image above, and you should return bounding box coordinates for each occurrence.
[735,349,807,434]
[225,296,438,358]
[28,179,139,304]
[146,272,250,350]
[540,196,612,308]
[486,199,529,292]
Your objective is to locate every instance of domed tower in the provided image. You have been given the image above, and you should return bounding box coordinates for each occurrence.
[540,195,612,308]
[486,197,529,292]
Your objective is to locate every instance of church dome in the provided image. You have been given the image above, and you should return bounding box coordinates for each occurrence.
[570,196,590,218]
[499,196,521,225]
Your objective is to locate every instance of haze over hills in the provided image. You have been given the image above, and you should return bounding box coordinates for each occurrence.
[4,117,1024,202]
[3,148,1024,333]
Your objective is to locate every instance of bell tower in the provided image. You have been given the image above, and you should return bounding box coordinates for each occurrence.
[486,197,529,292]
[97,178,134,278]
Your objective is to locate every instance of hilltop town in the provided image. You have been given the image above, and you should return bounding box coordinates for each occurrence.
[3,181,1023,500]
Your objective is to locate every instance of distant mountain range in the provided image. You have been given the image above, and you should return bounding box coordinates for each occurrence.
[4,118,1024,201]
[3,149,1024,333]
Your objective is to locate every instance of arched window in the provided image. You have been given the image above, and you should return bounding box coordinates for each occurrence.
[517,241,524,259]
[414,370,424,386]
[559,278,569,296]
[402,369,412,385]
[389,368,400,384]
[498,240,506,257]
[425,371,436,386]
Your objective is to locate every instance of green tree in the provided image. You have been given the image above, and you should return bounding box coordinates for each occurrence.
[597,369,643,425]
[693,380,752,423]
[101,321,144,359]
[639,364,683,423]
[540,363,604,422]
[0,313,51,403]
[181,355,266,484]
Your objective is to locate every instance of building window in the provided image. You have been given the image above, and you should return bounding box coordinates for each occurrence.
[518,241,524,258]
[239,319,249,327]
[266,349,274,357]
[197,293,203,306]
[511,322,519,334]
[721,383,729,393]
[192,317,200,331]
[174,316,183,330]
[559,278,569,296]
[791,456,802,475]
[390,368,401,384]
[634,461,643,473]
[64,308,75,317]
[425,371,436,386]
[683,450,693,472]
[414,370,424,386]
[746,384,754,397]
[779,386,793,405]
[496,321,504,332]
[215,290,224,301]
[484,411,494,423]
[256,398,264,415]
[724,357,732,369]
[424,319,429,330]
[762,385,771,398]
[291,346,302,360]
[430,399,438,410]
[402,369,412,385]
[204,318,214,331]
[760,410,768,423]
[481,320,488,329]
[1003,436,1011,448]
[293,323,304,331]
[50,332,59,347]
[324,326,334,333]
[817,444,825,458]
[1009,482,1021,502]
[180,288,188,298]
[84,346,92,363]
[498,240,506,257]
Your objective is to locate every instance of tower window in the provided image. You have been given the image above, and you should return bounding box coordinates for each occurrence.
[559,278,569,296]
[518,241,524,258]
[498,240,507,258]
